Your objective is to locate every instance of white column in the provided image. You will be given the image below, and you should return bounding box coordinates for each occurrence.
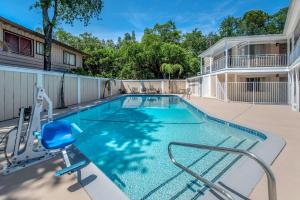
[77,77,81,104]
[287,38,290,65]
[291,70,295,110]
[225,73,228,102]
[161,80,164,94]
[225,41,228,69]
[97,79,101,99]
[247,41,250,67]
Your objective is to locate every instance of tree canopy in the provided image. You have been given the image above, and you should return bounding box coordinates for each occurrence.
[54,6,288,79]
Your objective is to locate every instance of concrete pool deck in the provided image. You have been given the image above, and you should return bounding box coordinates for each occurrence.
[1,96,300,199]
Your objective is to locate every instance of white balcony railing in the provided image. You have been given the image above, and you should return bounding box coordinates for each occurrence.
[212,57,226,71]
[200,54,287,74]
[229,54,287,68]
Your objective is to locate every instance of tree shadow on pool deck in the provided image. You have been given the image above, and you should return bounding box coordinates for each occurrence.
[74,106,163,189]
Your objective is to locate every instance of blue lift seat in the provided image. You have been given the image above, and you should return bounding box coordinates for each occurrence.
[41,120,76,150]
[39,120,87,177]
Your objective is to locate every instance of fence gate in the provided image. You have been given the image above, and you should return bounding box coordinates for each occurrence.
[227,82,288,104]
[217,82,289,105]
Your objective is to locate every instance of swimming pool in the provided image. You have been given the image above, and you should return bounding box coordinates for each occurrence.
[61,95,265,199]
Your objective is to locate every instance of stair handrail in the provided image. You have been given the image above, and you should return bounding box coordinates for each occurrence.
[168,141,277,200]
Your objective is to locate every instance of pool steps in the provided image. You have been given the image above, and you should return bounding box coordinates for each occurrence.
[140,137,258,200]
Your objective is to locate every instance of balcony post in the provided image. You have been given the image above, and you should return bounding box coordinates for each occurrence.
[291,70,295,110]
[287,38,290,65]
[225,41,228,69]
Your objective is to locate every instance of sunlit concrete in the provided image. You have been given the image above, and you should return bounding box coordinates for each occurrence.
[188,96,300,200]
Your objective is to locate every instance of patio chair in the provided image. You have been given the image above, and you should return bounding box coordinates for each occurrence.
[184,88,192,99]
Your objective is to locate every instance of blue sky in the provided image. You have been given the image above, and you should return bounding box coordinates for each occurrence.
[0,0,290,41]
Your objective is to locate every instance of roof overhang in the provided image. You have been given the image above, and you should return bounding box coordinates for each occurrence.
[284,0,300,36]
[199,34,286,57]
[0,16,87,56]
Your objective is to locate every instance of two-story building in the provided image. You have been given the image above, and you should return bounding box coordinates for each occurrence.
[191,0,300,112]
[0,17,85,72]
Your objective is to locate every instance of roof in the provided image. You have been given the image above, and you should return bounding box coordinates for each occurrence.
[199,34,286,57]
[283,0,300,36]
[0,16,87,56]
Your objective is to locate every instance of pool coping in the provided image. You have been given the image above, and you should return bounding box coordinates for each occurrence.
[55,94,286,200]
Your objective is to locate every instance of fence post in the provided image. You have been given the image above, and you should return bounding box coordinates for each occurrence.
[110,79,113,96]
[161,80,164,94]
[98,78,101,99]
[36,73,43,88]
[224,73,228,102]
[77,76,81,104]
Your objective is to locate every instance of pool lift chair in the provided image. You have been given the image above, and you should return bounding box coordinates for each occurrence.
[3,86,87,177]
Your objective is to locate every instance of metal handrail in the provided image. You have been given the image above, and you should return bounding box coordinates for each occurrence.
[168,142,277,200]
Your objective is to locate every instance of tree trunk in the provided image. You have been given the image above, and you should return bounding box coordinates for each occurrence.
[168,73,171,93]
[42,0,58,71]
[43,25,53,71]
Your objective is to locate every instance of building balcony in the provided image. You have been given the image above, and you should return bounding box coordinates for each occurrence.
[200,54,288,75]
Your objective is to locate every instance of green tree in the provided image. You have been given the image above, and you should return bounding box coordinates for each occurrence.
[206,32,220,47]
[240,10,269,35]
[267,7,288,34]
[152,21,181,43]
[32,0,103,71]
[160,63,183,91]
[219,16,241,37]
[182,28,207,56]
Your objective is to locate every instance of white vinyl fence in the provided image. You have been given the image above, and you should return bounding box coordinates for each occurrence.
[122,79,186,94]
[187,77,202,97]
[0,65,122,121]
[216,82,289,104]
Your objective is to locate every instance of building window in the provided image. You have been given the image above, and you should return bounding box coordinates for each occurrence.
[4,31,33,56]
[246,77,260,91]
[36,42,44,55]
[63,51,76,66]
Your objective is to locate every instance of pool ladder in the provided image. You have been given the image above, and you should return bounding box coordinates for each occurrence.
[168,142,277,200]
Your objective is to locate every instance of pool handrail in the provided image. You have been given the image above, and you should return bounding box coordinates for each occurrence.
[168,141,277,200]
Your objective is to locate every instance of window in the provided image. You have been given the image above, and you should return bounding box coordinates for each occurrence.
[63,51,76,66]
[246,77,260,91]
[36,42,44,55]
[4,31,33,56]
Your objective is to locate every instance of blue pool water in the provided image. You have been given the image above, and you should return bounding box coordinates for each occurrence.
[61,95,264,200]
